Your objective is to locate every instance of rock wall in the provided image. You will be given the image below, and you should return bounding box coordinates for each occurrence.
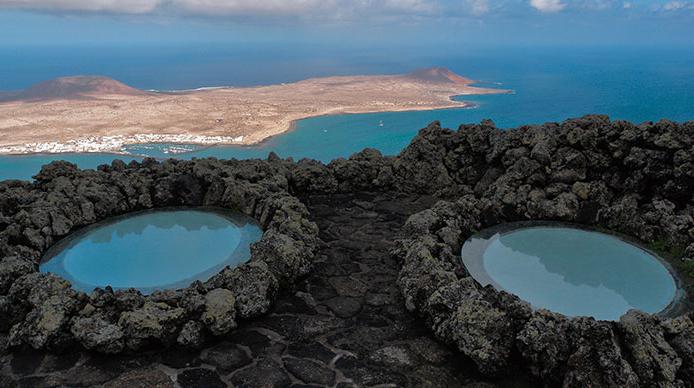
[0,157,318,353]
[387,116,694,387]
[1,115,693,387]
[294,116,694,249]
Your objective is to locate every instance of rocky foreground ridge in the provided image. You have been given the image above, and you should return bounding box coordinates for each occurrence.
[0,115,693,387]
[0,157,321,354]
[391,117,694,387]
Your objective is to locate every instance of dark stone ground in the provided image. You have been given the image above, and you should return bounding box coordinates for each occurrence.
[0,192,532,387]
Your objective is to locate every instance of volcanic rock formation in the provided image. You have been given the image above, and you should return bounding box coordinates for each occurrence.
[0,157,318,353]
[0,115,693,387]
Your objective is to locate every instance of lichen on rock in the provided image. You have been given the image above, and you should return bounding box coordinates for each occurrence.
[0,156,319,353]
[201,289,237,336]
[1,116,693,386]
[392,117,694,386]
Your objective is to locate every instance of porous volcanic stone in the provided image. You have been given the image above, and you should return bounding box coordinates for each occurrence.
[177,368,225,388]
[104,368,174,388]
[394,117,694,386]
[283,357,336,385]
[201,288,237,336]
[229,358,292,388]
[0,157,319,353]
[2,116,694,387]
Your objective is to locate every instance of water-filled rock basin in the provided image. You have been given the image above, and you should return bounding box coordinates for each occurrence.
[462,225,678,321]
[40,209,263,294]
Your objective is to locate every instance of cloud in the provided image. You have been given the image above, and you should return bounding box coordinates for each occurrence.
[173,0,439,19]
[3,0,688,20]
[466,0,490,16]
[170,0,328,17]
[530,0,566,12]
[662,1,694,11]
[580,0,613,10]
[0,0,440,18]
[0,0,162,14]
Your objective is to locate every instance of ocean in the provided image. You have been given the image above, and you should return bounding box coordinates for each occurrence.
[1,45,693,180]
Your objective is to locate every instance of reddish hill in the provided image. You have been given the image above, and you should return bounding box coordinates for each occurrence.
[15,76,145,100]
[406,67,473,85]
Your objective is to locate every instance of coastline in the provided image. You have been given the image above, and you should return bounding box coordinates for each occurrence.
[0,96,486,156]
[243,96,481,148]
[0,70,509,156]
[0,134,245,156]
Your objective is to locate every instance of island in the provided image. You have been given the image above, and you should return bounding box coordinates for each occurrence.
[0,67,506,154]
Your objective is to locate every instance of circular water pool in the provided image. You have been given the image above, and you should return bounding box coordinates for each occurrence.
[462,224,679,321]
[40,209,263,294]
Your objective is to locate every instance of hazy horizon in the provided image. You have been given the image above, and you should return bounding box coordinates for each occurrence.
[2,1,693,92]
[1,1,692,47]
[2,44,693,91]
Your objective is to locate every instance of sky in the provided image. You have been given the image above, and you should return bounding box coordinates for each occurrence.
[0,0,692,47]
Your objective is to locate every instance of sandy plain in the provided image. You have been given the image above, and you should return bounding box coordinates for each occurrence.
[0,67,506,154]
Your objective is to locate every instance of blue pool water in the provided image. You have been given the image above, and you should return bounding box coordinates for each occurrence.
[462,226,677,321]
[40,209,262,294]
[1,46,693,180]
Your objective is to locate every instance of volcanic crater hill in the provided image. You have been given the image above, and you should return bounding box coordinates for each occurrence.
[5,68,475,102]
[2,76,148,102]
[405,67,475,84]
[0,115,693,387]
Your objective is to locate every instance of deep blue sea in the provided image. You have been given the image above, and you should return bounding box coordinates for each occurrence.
[1,45,693,180]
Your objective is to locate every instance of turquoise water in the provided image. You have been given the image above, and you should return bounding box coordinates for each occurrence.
[0,153,141,182]
[40,209,263,294]
[466,227,677,321]
[1,47,693,180]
